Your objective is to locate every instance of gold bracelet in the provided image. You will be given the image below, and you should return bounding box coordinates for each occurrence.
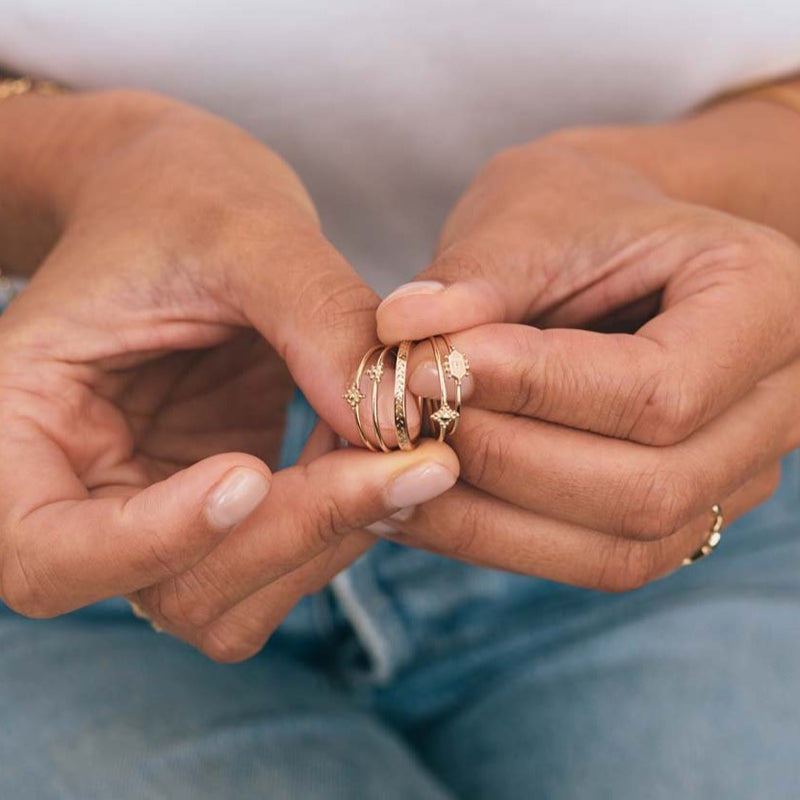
[705,76,800,118]
[746,84,800,118]
[0,76,64,101]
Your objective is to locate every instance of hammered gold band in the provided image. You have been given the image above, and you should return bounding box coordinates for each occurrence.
[682,504,724,566]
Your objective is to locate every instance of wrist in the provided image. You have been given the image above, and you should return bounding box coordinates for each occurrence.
[0,88,179,274]
[552,85,800,241]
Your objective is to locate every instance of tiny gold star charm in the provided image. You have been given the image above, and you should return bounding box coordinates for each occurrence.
[430,402,460,430]
[444,349,470,382]
[343,383,365,408]
[366,362,384,382]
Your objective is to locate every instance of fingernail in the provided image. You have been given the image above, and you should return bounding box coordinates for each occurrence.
[365,506,415,537]
[387,462,456,509]
[366,520,400,536]
[383,281,446,303]
[206,468,269,529]
[409,361,474,401]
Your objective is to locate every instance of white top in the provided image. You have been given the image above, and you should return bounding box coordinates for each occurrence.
[2,1,800,293]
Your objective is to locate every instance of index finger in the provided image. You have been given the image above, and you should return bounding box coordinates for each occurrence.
[407,233,800,445]
[0,413,270,616]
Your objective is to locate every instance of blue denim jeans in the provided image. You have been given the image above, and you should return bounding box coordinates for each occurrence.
[2,390,800,799]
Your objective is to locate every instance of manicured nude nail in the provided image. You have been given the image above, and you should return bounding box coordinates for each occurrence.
[206,468,269,529]
[365,507,416,537]
[409,361,474,401]
[383,281,446,303]
[387,462,456,509]
[366,520,400,536]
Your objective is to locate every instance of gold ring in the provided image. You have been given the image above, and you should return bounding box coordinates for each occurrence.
[426,336,459,440]
[345,337,471,451]
[344,345,382,451]
[682,503,724,566]
[370,346,394,453]
[127,598,164,633]
[393,340,416,450]
[440,334,470,435]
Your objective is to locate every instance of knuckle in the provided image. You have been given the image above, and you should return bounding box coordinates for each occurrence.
[432,245,495,284]
[1,545,60,619]
[445,500,483,559]
[141,527,192,579]
[597,541,660,593]
[293,478,353,554]
[507,349,544,416]
[199,625,266,664]
[629,367,706,446]
[292,266,377,332]
[282,274,378,364]
[172,561,234,627]
[144,571,226,630]
[461,419,507,488]
[618,468,697,541]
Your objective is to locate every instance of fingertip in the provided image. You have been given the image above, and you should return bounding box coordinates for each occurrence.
[385,441,460,509]
[204,466,271,531]
[377,279,506,342]
[402,439,461,482]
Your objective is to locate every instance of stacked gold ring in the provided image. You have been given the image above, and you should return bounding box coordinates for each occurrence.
[344,337,470,451]
[682,503,724,566]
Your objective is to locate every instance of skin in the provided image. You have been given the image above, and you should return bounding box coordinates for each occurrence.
[1,80,799,660]
[375,81,800,590]
[0,89,457,661]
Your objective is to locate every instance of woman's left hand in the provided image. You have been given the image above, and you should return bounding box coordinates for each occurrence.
[373,121,800,591]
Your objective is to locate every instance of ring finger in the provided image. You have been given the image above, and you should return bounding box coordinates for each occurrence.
[382,461,782,591]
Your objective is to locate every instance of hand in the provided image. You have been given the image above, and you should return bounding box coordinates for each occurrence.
[0,89,456,659]
[374,120,800,591]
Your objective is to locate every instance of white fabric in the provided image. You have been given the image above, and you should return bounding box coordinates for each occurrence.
[2,1,799,293]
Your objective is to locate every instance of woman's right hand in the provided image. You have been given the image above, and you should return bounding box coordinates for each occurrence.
[0,88,457,660]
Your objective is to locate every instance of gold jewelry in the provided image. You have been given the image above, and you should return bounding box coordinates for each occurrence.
[346,337,471,451]
[370,346,393,453]
[426,335,461,439]
[393,340,416,451]
[0,76,64,101]
[682,504,724,566]
[440,333,470,435]
[744,84,800,117]
[344,345,382,451]
[127,598,164,633]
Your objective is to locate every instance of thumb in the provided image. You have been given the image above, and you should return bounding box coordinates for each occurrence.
[1,438,273,617]
[376,238,529,344]
[234,226,418,444]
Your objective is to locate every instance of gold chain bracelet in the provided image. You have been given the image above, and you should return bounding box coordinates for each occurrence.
[0,76,64,101]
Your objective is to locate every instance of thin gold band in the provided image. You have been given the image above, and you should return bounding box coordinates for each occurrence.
[427,335,450,442]
[345,345,382,451]
[440,333,469,435]
[370,346,394,453]
[744,84,800,117]
[682,504,724,566]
